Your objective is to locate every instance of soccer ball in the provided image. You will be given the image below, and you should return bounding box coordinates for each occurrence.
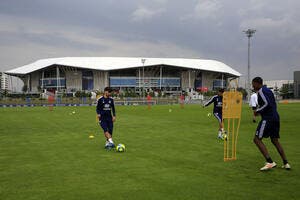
[222,133,228,141]
[116,144,126,152]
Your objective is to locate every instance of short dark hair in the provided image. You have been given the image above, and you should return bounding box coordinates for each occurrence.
[104,87,112,92]
[252,77,263,85]
[219,88,225,93]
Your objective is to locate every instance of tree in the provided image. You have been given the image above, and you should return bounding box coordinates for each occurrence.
[237,87,248,100]
[280,84,294,99]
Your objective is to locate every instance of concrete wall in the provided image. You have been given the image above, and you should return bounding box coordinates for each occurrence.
[94,70,109,91]
[66,71,82,91]
[264,80,293,89]
[181,70,223,91]
[202,71,217,90]
[30,71,40,92]
[181,70,196,90]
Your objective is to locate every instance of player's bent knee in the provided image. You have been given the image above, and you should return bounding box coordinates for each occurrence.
[253,136,261,144]
[253,137,257,144]
[271,138,278,145]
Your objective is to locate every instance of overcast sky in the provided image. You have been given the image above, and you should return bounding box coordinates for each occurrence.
[1,0,299,85]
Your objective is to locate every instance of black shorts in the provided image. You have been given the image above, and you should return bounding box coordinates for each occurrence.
[252,106,257,110]
[213,112,222,123]
[255,120,280,139]
[99,119,113,135]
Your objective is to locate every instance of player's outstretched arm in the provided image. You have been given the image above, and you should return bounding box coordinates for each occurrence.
[203,95,217,107]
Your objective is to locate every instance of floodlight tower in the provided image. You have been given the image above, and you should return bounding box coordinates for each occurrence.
[141,58,146,98]
[243,28,256,100]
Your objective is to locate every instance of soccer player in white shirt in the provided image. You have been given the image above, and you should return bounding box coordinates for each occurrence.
[249,91,258,122]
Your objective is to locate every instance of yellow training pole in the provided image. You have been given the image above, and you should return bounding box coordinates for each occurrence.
[232,118,235,160]
[222,91,242,161]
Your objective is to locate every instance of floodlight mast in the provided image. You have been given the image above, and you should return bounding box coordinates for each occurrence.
[243,29,256,101]
[141,58,146,99]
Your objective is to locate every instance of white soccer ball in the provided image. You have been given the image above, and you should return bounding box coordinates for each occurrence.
[116,144,126,152]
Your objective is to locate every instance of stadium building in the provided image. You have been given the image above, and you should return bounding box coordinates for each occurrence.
[5,57,241,94]
[0,72,9,91]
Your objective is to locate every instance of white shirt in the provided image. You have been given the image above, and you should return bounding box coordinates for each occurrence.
[249,93,258,107]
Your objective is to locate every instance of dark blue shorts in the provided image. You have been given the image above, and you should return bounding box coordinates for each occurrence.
[256,120,280,139]
[252,106,257,110]
[99,119,113,135]
[214,112,222,123]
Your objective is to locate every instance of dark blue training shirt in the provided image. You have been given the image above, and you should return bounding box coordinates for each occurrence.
[256,86,279,121]
[204,95,223,114]
[96,96,116,119]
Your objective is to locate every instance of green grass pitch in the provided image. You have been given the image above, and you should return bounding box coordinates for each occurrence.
[0,104,299,200]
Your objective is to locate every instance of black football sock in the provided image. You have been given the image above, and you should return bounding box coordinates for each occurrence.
[266,157,273,163]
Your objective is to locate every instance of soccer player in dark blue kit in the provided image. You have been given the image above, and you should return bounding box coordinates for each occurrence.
[252,77,291,171]
[203,88,226,140]
[96,87,116,149]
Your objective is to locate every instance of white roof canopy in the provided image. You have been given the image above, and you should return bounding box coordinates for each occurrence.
[6,57,241,77]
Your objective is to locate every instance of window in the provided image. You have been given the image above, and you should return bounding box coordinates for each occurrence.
[43,67,65,78]
[40,66,66,89]
[110,77,136,87]
[82,70,93,90]
[213,79,226,90]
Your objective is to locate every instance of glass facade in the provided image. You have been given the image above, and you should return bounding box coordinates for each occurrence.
[110,77,136,87]
[213,79,226,90]
[82,71,94,90]
[43,67,65,78]
[39,78,66,88]
[194,71,202,89]
[40,67,66,89]
[110,77,181,88]
[35,66,233,93]
[158,78,180,87]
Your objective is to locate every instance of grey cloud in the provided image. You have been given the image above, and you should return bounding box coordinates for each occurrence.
[0,0,299,82]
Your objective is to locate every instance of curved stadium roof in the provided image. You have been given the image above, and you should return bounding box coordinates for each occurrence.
[5,57,241,77]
